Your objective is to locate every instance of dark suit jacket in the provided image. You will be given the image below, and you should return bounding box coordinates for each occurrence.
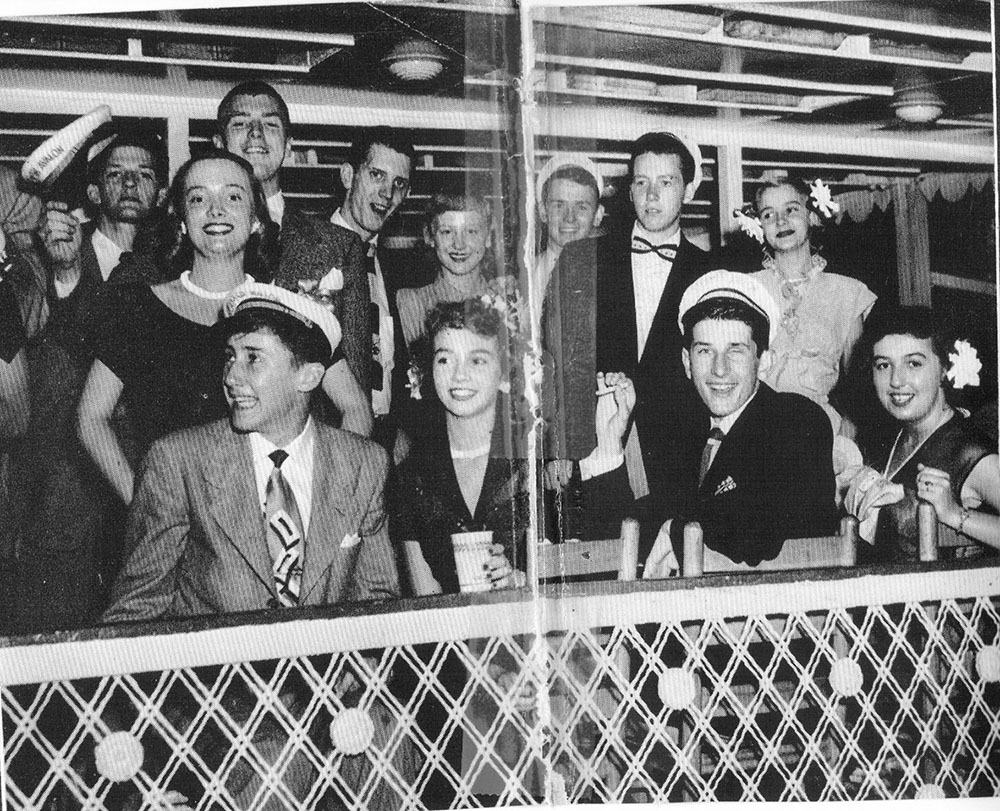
[659,382,838,567]
[275,211,371,395]
[544,226,711,479]
[102,419,399,623]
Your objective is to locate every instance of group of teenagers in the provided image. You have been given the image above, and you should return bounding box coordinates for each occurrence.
[0,78,996,807]
[0,81,998,638]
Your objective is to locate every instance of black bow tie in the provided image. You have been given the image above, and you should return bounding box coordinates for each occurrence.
[631,236,677,262]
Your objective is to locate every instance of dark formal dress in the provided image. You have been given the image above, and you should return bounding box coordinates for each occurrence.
[88,283,228,457]
[867,415,995,563]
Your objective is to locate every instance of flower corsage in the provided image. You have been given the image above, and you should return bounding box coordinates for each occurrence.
[946,339,982,389]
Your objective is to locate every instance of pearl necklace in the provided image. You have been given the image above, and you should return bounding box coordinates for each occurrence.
[450,442,491,460]
[179,270,254,300]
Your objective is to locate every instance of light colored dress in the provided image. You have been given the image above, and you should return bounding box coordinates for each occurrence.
[751,256,876,433]
[397,271,512,349]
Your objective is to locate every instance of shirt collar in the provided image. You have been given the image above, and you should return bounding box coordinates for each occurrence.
[266,192,285,227]
[332,207,378,252]
[249,416,315,462]
[712,386,760,435]
[631,221,681,248]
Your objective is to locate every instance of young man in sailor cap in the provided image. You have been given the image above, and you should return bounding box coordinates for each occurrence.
[103,284,398,623]
[642,269,838,572]
[102,288,403,808]
[546,132,712,495]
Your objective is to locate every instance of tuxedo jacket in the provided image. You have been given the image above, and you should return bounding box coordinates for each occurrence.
[545,226,711,479]
[102,419,399,623]
[276,211,372,396]
[659,383,838,567]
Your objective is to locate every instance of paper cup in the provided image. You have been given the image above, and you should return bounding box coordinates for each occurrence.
[451,531,493,593]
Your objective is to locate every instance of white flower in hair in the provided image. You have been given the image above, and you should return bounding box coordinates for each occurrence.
[809,179,840,218]
[946,339,982,389]
[733,208,764,244]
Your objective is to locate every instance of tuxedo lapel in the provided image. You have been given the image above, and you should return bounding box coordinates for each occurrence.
[639,236,699,367]
[596,230,639,371]
[298,427,355,600]
[202,425,274,592]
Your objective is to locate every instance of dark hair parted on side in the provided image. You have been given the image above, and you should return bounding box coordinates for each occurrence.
[413,297,513,396]
[87,127,168,186]
[628,131,696,186]
[346,127,417,172]
[862,305,954,372]
[425,297,505,346]
[166,149,277,278]
[682,298,770,355]
[220,307,330,368]
[541,165,600,205]
[216,80,291,132]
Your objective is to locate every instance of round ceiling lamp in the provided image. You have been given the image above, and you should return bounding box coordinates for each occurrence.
[382,38,448,82]
[891,67,945,124]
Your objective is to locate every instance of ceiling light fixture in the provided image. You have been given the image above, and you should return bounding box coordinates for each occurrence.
[891,67,945,124]
[382,38,448,82]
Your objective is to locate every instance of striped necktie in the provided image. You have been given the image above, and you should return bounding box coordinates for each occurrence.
[698,427,725,486]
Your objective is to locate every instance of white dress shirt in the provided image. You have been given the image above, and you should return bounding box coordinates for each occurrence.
[250,418,317,536]
[331,208,395,416]
[91,227,124,281]
[266,191,285,227]
[704,388,760,472]
[631,222,681,359]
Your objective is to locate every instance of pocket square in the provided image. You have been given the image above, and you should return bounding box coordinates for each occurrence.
[714,476,737,496]
[340,532,361,549]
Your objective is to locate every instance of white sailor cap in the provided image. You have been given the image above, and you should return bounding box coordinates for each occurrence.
[535,152,603,208]
[677,269,780,348]
[223,282,342,363]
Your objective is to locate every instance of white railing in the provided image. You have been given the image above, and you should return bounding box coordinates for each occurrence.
[2,562,999,808]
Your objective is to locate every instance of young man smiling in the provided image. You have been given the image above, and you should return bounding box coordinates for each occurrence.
[332,128,417,450]
[105,281,397,621]
[641,270,838,572]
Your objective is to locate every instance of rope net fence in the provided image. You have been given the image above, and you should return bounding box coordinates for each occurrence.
[2,566,998,808]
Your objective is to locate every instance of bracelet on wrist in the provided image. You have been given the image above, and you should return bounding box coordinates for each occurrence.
[956,507,971,537]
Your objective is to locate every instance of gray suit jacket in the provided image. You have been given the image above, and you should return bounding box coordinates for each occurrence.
[102,419,399,623]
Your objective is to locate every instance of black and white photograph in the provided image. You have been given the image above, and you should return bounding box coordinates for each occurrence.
[0,0,996,807]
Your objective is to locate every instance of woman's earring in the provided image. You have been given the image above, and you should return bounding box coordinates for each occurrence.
[180,222,187,235]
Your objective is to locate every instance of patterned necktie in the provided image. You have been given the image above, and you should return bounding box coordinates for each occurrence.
[265,449,303,607]
[698,427,725,486]
[631,236,677,262]
[365,245,384,392]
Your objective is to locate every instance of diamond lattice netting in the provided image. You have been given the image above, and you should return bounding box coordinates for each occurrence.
[3,572,999,807]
